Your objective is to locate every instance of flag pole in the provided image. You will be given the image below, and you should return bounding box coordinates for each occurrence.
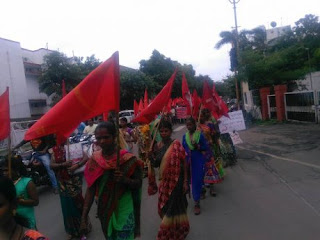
[8,132,12,179]
[115,111,120,169]
[197,104,203,126]
[7,87,12,179]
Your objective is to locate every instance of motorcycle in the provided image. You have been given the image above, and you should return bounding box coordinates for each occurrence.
[16,151,51,187]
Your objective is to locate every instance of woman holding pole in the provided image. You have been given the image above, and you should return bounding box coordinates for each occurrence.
[80,121,143,239]
[148,120,190,240]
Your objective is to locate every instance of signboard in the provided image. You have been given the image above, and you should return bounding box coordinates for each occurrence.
[65,142,84,161]
[229,131,243,145]
[176,107,188,119]
[218,110,246,134]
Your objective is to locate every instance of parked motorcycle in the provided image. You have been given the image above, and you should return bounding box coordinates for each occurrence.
[15,151,51,187]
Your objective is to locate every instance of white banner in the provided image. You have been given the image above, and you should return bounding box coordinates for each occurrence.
[218,110,246,134]
[229,131,243,145]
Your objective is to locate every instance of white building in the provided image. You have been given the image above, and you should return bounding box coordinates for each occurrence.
[266,25,291,43]
[0,37,53,120]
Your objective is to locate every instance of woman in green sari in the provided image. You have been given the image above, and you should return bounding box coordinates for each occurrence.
[80,121,143,240]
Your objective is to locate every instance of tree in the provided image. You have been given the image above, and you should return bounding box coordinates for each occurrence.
[120,68,159,109]
[39,52,82,105]
[139,50,210,98]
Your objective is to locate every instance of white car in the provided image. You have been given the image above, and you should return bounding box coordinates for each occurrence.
[119,110,135,123]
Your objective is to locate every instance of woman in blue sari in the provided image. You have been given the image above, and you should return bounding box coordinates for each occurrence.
[182,117,209,215]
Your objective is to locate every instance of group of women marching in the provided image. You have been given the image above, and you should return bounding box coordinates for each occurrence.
[0,108,236,240]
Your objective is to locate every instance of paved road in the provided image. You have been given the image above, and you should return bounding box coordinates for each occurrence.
[35,123,320,240]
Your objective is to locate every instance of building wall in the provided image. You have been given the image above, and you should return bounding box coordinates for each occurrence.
[296,71,320,91]
[0,38,53,120]
[0,38,31,119]
[266,25,291,43]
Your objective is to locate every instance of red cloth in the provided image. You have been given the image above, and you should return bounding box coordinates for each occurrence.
[133,69,177,124]
[144,88,149,109]
[212,84,229,118]
[182,73,192,115]
[138,99,144,113]
[134,100,139,116]
[25,52,120,142]
[202,80,219,119]
[62,79,67,97]
[192,90,200,120]
[0,87,10,141]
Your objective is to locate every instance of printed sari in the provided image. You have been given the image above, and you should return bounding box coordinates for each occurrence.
[52,145,88,238]
[84,149,143,240]
[198,124,223,183]
[148,140,190,240]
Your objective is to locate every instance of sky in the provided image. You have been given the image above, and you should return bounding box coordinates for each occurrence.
[0,0,319,81]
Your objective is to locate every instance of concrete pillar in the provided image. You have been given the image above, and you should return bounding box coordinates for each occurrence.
[274,84,287,122]
[259,87,270,120]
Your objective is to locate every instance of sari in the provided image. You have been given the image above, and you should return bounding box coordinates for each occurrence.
[182,131,208,202]
[84,149,143,240]
[52,145,88,237]
[149,140,189,240]
[198,124,223,184]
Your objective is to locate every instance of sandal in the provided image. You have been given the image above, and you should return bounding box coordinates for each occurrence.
[210,186,217,197]
[194,203,201,215]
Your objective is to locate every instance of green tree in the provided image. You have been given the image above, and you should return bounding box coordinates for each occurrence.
[39,52,82,104]
[120,68,159,109]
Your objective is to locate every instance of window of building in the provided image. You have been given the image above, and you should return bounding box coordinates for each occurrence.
[29,100,47,108]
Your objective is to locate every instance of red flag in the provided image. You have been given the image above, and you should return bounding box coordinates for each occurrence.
[0,87,10,141]
[25,51,120,142]
[138,99,144,113]
[133,69,177,124]
[192,90,200,120]
[202,80,219,119]
[212,84,229,118]
[182,73,192,115]
[62,79,67,98]
[144,88,149,109]
[134,100,139,116]
[167,98,173,112]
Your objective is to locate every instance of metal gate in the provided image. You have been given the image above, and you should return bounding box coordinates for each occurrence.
[284,91,318,123]
[267,95,277,119]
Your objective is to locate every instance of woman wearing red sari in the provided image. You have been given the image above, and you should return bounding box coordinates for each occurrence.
[149,120,190,240]
[80,121,143,240]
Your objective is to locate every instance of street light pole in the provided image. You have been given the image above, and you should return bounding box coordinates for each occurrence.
[229,0,241,110]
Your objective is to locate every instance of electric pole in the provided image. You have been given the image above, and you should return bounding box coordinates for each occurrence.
[229,0,241,110]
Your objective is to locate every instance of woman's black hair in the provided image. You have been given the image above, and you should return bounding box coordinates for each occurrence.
[1,155,28,176]
[159,120,172,131]
[0,176,28,227]
[95,121,116,137]
[186,117,196,125]
[120,117,128,123]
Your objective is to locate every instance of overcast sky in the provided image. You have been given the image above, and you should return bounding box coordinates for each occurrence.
[0,0,318,80]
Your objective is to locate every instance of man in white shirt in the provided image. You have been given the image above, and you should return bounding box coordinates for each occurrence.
[83,119,97,135]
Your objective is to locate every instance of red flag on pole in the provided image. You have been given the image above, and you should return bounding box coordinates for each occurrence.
[192,90,200,120]
[212,83,229,118]
[134,100,139,116]
[62,79,67,98]
[138,99,144,113]
[133,69,177,124]
[182,73,192,115]
[202,80,219,119]
[0,87,10,141]
[25,51,120,142]
[144,88,149,109]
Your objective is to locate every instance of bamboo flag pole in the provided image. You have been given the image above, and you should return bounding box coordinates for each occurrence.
[197,103,203,126]
[115,111,120,169]
[8,132,12,179]
[7,87,12,179]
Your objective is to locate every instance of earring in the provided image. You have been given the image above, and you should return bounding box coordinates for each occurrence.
[12,209,16,216]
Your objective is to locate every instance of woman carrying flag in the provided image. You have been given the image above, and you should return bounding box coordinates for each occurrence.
[148,120,190,240]
[80,122,143,239]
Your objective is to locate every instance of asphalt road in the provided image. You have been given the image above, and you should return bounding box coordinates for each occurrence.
[35,123,320,240]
